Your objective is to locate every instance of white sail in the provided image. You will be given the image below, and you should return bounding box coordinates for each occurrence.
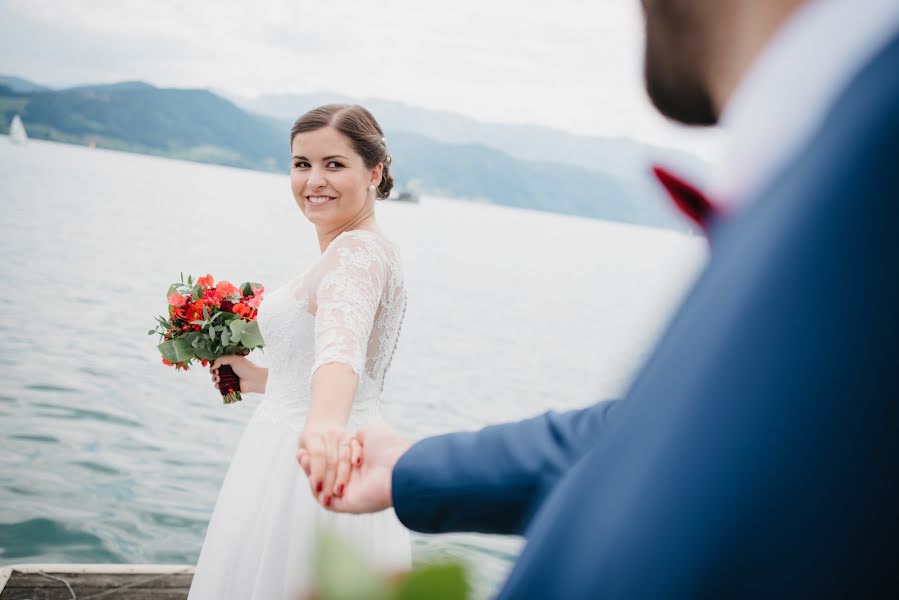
[9,114,28,144]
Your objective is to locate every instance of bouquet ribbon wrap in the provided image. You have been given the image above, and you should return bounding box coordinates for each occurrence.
[217,364,242,404]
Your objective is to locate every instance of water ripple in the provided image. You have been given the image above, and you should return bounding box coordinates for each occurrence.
[9,434,59,443]
[24,383,80,393]
[0,518,124,562]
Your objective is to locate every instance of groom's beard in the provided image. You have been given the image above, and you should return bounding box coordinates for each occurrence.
[642,0,720,126]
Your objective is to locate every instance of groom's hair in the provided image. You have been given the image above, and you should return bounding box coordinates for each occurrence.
[290,104,395,200]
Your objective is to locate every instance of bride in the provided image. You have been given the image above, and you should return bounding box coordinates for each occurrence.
[188,104,411,599]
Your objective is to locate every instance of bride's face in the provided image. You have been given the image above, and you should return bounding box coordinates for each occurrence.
[290,126,380,229]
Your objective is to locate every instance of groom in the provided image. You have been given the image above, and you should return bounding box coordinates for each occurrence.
[306,0,899,596]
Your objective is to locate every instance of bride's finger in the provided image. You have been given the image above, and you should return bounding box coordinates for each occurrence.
[350,439,363,467]
[306,436,327,497]
[333,440,352,496]
[298,452,311,476]
[320,438,339,507]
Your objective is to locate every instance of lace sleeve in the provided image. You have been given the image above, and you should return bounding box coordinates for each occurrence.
[311,234,387,379]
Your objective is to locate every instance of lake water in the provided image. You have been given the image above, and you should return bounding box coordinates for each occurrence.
[0,137,706,597]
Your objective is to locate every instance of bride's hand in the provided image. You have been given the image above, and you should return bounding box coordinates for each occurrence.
[210,355,266,394]
[297,425,362,506]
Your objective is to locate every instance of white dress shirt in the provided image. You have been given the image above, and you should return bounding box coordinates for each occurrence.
[714,0,899,209]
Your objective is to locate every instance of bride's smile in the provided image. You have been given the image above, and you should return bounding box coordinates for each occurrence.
[306,195,336,206]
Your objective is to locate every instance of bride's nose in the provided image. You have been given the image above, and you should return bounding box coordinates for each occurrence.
[307,171,328,190]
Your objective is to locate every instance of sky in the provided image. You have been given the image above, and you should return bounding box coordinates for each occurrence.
[0,0,723,161]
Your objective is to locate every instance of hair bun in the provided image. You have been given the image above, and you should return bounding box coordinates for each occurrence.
[377,167,394,199]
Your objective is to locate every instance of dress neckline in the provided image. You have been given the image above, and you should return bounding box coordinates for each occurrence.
[322,228,394,254]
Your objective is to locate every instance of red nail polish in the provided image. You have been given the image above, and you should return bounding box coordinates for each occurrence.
[355,457,362,466]
[316,481,323,493]
[324,496,332,507]
[337,484,344,495]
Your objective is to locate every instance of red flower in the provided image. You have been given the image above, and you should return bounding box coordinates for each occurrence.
[202,289,222,307]
[168,293,188,308]
[186,301,208,326]
[232,303,251,317]
[216,281,239,299]
[220,300,235,313]
[162,357,175,366]
[197,274,215,288]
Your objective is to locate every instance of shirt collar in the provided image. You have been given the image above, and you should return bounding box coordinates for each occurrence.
[713,0,899,209]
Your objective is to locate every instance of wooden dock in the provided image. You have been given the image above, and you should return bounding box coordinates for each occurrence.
[0,564,193,599]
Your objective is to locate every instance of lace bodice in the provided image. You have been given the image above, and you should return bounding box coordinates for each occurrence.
[252,230,406,431]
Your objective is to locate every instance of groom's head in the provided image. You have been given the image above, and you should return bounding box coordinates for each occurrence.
[641,0,806,125]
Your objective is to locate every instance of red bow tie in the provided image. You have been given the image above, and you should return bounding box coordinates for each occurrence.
[652,165,719,235]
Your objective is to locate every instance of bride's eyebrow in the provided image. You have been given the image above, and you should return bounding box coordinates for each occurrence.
[291,155,349,161]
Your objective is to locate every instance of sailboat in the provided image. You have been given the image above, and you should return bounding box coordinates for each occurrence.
[9,114,28,144]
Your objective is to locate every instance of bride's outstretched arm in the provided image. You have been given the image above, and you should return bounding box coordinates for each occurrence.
[300,363,364,507]
[298,233,388,507]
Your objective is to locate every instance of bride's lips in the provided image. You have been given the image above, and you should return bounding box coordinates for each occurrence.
[305,195,336,207]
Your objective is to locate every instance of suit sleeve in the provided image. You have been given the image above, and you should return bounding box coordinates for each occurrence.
[391,399,617,535]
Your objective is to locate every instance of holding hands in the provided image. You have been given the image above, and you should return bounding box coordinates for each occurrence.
[297,423,411,514]
[298,423,363,507]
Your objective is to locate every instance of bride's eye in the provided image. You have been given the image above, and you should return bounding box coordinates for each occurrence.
[326,161,344,169]
[293,161,310,169]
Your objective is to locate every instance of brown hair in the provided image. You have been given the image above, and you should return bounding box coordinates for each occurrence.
[290,104,394,199]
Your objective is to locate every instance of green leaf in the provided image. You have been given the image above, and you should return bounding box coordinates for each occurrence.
[159,338,196,363]
[194,346,217,360]
[239,320,264,349]
[208,327,216,340]
[190,320,206,327]
[158,340,177,362]
[314,530,393,600]
[397,564,469,600]
[202,305,211,321]
[173,337,196,360]
[229,319,247,344]
[147,329,156,336]
[192,285,202,301]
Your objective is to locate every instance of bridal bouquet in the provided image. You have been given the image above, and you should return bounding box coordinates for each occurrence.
[149,273,265,404]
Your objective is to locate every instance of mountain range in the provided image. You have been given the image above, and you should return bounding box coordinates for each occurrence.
[0,74,705,230]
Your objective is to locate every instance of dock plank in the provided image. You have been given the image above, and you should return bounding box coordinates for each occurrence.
[0,570,192,599]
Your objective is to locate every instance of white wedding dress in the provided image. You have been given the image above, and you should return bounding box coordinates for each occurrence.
[188,229,411,599]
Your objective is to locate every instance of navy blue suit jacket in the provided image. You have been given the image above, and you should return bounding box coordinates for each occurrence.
[392,32,899,598]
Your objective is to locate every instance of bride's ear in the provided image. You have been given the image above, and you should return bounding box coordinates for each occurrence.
[369,163,384,188]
